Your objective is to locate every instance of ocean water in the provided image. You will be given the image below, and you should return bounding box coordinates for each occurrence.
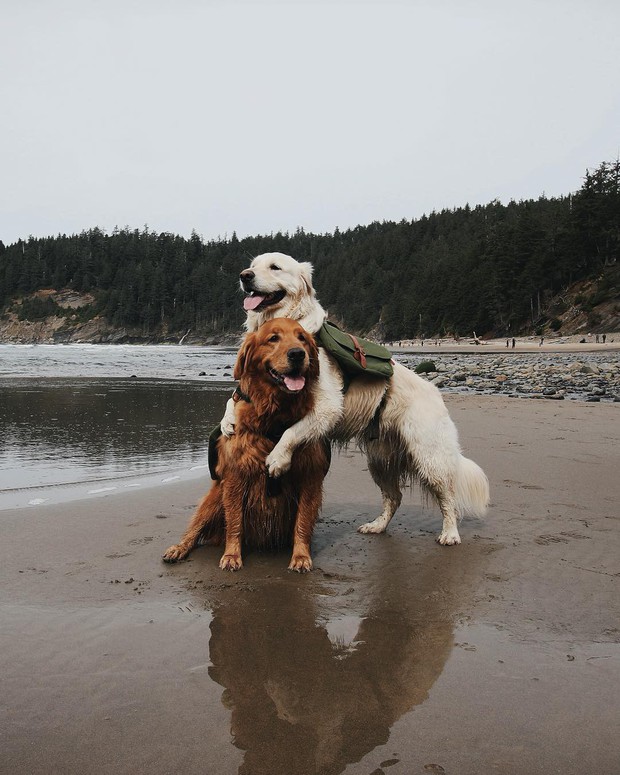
[0,344,237,509]
[0,342,239,380]
[3,342,617,509]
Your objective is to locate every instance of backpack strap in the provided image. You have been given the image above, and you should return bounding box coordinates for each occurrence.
[348,334,367,369]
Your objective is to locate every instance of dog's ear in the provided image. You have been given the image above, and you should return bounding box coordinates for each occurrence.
[234,333,256,380]
[299,262,315,296]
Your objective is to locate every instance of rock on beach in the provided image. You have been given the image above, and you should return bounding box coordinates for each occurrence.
[395,352,620,402]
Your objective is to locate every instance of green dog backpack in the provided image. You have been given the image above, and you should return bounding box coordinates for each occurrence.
[316,320,394,380]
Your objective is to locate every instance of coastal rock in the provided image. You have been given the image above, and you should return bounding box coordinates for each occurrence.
[391,349,620,402]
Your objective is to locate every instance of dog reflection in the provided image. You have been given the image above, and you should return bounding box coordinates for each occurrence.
[205,541,465,775]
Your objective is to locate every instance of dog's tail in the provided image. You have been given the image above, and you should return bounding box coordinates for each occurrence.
[455,455,490,518]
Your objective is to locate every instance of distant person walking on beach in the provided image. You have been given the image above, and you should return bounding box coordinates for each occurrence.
[539,337,544,347]
[512,338,516,349]
[506,339,509,347]
[602,334,606,344]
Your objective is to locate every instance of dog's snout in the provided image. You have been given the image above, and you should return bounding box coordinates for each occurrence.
[287,347,306,362]
[240,269,255,283]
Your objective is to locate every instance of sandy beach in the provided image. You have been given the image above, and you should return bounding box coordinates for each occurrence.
[391,333,620,355]
[1,394,619,775]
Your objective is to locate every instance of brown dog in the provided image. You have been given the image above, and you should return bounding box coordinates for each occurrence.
[162,319,329,571]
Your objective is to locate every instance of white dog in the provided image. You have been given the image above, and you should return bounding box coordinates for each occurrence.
[221,252,489,545]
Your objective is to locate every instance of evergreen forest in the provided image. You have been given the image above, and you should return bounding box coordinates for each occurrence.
[0,160,618,340]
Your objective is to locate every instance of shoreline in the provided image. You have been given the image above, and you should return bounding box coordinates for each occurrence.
[1,394,619,774]
[0,460,211,512]
[1,333,620,355]
[391,334,620,354]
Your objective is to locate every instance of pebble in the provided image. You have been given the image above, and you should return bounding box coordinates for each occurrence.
[395,352,620,402]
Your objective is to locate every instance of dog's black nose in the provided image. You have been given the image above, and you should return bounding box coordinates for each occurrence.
[240,269,255,282]
[287,347,306,362]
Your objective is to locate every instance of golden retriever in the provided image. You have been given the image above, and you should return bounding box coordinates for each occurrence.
[220,252,490,545]
[162,318,329,571]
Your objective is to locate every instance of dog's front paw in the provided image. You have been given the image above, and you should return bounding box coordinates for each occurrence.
[265,447,292,478]
[219,552,243,571]
[437,528,461,546]
[162,543,190,563]
[288,553,313,573]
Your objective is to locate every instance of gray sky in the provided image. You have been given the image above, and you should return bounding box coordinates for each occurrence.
[2,0,619,246]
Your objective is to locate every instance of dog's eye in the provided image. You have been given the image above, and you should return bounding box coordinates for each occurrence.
[298,334,306,343]
[270,264,281,271]
[269,334,280,342]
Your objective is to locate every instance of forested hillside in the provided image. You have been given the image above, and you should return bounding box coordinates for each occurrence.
[1,160,618,341]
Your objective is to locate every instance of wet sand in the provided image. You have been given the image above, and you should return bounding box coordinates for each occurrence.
[1,395,619,775]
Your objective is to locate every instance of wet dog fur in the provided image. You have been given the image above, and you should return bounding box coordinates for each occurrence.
[162,319,329,571]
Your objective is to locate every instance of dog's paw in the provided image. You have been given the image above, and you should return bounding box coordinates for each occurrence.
[162,544,190,563]
[437,528,461,546]
[288,554,313,573]
[357,519,387,534]
[265,447,292,478]
[219,553,243,571]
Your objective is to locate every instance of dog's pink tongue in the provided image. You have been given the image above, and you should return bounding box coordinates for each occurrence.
[243,294,265,311]
[284,375,306,392]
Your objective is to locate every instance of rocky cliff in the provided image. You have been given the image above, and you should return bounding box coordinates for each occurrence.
[0,289,236,344]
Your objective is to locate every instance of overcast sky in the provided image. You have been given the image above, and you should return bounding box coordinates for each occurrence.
[1,0,619,246]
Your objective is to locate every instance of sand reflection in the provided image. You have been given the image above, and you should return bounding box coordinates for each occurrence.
[202,538,470,775]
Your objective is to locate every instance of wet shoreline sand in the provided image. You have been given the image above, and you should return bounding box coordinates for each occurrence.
[1,395,619,774]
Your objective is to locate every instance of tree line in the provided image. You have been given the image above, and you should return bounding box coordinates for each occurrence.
[0,159,618,340]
